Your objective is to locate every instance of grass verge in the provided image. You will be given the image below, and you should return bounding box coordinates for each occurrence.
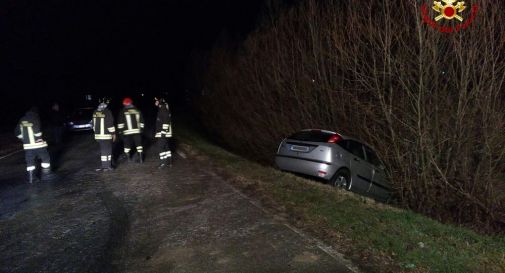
[176,124,505,273]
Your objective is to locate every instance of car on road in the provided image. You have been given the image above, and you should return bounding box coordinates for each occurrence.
[275,129,391,201]
[66,107,94,132]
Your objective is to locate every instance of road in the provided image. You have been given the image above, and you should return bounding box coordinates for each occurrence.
[0,133,357,273]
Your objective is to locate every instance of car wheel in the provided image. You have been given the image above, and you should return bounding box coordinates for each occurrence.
[331,169,351,190]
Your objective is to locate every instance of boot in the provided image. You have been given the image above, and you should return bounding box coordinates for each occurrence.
[158,160,167,169]
[138,152,144,164]
[41,168,55,181]
[96,160,106,172]
[118,153,127,162]
[103,160,114,172]
[27,170,39,184]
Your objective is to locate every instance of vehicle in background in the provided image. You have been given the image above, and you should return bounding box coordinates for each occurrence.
[275,129,391,201]
[66,107,94,132]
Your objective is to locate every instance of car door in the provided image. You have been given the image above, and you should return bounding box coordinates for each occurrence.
[347,140,373,193]
[363,145,391,200]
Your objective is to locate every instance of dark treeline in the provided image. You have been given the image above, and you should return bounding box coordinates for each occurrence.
[193,0,505,233]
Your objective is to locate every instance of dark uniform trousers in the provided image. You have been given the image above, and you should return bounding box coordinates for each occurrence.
[98,140,113,168]
[25,148,51,171]
[157,137,172,163]
[123,134,143,155]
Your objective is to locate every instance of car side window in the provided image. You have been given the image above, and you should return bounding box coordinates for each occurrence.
[337,140,350,151]
[348,141,365,159]
[364,145,382,167]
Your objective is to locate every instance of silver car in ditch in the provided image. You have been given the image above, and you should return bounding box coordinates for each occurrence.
[275,129,391,200]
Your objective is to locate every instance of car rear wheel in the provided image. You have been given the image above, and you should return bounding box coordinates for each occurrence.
[331,169,351,190]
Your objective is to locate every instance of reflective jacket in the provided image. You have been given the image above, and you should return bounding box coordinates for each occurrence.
[15,110,48,150]
[93,108,115,140]
[155,106,172,138]
[117,105,144,135]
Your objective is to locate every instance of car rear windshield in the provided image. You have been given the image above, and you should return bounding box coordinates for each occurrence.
[74,108,93,116]
[288,130,334,142]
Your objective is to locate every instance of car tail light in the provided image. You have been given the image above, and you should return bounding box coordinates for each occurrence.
[327,134,342,143]
[318,170,327,177]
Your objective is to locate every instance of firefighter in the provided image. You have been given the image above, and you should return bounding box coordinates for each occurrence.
[117,97,145,163]
[15,107,51,183]
[154,97,172,168]
[92,98,115,171]
[49,102,64,145]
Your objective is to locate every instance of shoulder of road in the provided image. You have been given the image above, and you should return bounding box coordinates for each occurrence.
[176,125,505,273]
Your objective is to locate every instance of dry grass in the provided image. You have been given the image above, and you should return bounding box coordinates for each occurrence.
[176,125,505,273]
[196,0,505,233]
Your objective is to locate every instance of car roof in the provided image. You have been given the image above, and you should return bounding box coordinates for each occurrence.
[78,107,94,110]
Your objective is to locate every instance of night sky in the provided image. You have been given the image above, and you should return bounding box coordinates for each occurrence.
[1,0,263,129]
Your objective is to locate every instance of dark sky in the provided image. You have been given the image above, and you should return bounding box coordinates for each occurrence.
[1,0,263,105]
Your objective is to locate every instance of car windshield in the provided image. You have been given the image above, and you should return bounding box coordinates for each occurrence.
[71,108,94,120]
[288,130,334,142]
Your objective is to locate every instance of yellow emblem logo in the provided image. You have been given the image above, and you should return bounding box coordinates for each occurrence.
[433,0,466,21]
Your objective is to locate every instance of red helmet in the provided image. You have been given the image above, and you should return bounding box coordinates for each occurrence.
[122,97,133,106]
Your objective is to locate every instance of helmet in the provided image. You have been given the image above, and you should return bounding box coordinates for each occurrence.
[154,96,166,104]
[98,98,110,110]
[154,96,169,110]
[99,97,111,104]
[122,97,133,106]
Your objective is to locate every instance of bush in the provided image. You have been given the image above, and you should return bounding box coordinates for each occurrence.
[198,0,505,233]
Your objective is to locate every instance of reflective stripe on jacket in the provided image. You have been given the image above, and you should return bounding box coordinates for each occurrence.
[117,106,144,135]
[93,108,115,140]
[155,106,172,138]
[15,111,48,150]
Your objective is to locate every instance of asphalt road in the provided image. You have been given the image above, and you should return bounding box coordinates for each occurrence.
[0,133,357,273]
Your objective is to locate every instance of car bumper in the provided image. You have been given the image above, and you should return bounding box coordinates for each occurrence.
[67,124,93,131]
[275,155,337,180]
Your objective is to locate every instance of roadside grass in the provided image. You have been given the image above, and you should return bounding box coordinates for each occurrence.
[176,124,505,273]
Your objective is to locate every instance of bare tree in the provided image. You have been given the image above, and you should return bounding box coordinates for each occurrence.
[199,0,505,233]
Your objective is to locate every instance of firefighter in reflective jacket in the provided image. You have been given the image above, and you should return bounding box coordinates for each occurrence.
[92,99,115,171]
[154,97,172,168]
[117,97,145,163]
[15,107,51,183]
